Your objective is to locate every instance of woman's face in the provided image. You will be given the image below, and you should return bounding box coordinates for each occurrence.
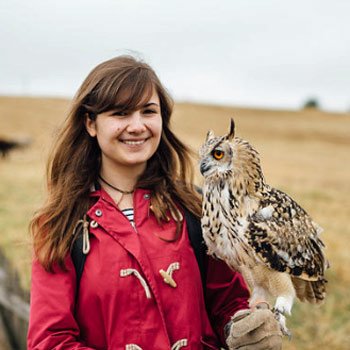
[85,89,163,174]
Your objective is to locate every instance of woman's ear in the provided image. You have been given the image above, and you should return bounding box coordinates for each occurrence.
[85,113,97,137]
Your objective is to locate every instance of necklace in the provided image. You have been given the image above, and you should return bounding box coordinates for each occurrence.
[98,175,134,194]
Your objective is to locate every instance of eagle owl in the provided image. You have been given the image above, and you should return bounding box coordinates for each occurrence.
[199,119,328,336]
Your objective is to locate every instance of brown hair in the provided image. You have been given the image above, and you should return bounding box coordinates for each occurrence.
[30,55,201,271]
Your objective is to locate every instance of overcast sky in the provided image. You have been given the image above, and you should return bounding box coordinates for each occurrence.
[1,0,349,111]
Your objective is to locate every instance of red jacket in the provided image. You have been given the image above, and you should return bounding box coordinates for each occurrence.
[27,188,250,349]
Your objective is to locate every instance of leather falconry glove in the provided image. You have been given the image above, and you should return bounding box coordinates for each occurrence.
[225,304,283,350]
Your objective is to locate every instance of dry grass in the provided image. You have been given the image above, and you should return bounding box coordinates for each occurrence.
[1,96,350,348]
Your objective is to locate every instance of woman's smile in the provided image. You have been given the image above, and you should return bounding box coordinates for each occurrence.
[119,137,149,146]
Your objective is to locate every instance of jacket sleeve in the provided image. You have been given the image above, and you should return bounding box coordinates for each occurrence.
[205,256,250,346]
[27,256,95,350]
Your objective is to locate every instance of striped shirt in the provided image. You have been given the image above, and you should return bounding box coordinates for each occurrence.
[122,208,134,227]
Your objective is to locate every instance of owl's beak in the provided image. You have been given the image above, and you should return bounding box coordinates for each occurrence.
[200,160,211,175]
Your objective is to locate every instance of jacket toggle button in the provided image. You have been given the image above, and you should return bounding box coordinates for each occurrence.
[143,193,150,200]
[120,269,152,299]
[95,209,102,217]
[171,339,188,350]
[159,262,180,288]
[125,344,143,350]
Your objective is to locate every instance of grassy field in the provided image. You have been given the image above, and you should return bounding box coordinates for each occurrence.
[1,96,350,349]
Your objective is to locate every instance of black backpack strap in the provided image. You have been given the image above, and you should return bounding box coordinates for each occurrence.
[71,233,87,291]
[184,208,207,289]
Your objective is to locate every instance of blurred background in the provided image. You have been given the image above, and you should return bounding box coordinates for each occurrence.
[0,0,349,349]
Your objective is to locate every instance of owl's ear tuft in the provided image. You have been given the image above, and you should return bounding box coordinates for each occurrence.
[206,130,215,141]
[227,118,235,141]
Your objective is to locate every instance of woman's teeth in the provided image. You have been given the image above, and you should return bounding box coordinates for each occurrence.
[122,140,146,145]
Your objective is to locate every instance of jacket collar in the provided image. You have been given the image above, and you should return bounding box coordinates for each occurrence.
[89,181,151,210]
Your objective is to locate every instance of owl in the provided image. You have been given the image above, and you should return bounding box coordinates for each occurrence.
[199,119,328,336]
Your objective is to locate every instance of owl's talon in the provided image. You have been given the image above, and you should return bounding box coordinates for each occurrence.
[273,309,292,339]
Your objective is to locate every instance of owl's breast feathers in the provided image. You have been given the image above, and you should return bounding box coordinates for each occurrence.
[247,186,327,282]
[201,179,259,267]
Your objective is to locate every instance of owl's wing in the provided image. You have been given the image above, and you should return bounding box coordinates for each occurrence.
[246,187,327,281]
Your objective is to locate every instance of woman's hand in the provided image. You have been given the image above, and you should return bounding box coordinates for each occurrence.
[225,306,283,350]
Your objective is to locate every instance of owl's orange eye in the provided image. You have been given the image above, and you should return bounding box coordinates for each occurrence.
[212,149,224,160]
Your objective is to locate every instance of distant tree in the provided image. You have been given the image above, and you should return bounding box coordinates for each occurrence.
[303,98,320,109]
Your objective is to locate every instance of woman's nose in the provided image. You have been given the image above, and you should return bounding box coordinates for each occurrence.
[126,111,146,133]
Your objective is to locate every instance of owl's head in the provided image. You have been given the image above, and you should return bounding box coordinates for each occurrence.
[199,119,236,178]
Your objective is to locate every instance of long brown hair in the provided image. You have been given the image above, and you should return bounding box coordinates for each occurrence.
[30,55,201,271]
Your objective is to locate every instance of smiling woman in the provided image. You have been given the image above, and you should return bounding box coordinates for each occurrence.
[26,55,280,350]
[85,90,163,202]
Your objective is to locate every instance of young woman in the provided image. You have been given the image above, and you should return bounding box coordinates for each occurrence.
[27,56,282,349]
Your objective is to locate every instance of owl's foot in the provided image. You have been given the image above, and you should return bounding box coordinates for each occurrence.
[273,309,292,339]
[272,295,293,338]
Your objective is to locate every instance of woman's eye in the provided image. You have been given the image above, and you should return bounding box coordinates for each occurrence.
[212,149,224,160]
[143,109,157,114]
[111,111,128,117]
